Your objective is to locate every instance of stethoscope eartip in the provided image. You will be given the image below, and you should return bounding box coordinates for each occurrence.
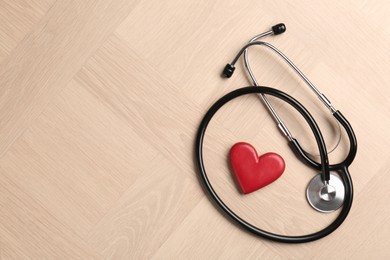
[222,64,235,78]
[272,23,286,35]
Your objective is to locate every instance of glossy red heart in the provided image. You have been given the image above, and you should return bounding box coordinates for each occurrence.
[230,142,285,194]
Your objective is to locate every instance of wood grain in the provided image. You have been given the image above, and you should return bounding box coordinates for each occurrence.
[1,0,390,259]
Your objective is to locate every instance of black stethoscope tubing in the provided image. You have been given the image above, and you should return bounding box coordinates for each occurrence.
[195,86,355,243]
[290,111,357,172]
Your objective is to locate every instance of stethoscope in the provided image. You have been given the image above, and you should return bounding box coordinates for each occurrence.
[195,23,357,243]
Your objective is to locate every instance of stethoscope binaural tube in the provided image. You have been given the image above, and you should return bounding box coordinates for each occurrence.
[231,24,358,174]
[195,86,354,243]
[223,25,357,182]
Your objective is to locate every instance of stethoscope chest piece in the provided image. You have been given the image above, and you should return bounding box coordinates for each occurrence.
[306,172,345,213]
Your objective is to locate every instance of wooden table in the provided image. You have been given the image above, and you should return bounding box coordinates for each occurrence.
[1,1,389,258]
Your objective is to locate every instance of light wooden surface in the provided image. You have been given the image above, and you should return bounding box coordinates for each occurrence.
[0,1,389,259]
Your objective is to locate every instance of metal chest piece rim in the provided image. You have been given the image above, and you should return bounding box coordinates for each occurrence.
[306,172,345,213]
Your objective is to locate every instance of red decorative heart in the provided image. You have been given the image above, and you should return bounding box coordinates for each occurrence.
[230,142,285,194]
